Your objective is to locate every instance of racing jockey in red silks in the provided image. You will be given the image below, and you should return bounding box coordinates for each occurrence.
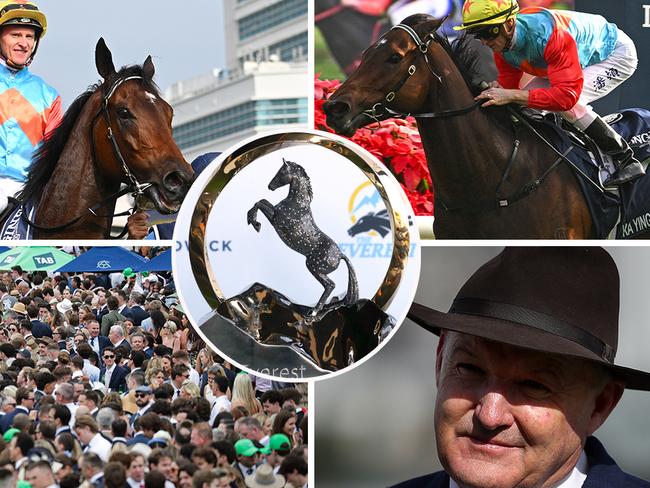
[456,0,645,186]
[0,1,62,202]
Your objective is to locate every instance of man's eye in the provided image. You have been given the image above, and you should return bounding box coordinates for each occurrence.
[520,380,551,397]
[457,363,483,375]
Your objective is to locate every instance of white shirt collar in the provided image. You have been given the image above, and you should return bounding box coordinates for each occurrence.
[449,450,588,488]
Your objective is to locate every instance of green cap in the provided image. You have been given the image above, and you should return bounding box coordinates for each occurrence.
[123,267,135,278]
[3,428,20,443]
[16,480,31,488]
[235,438,258,457]
[261,433,291,455]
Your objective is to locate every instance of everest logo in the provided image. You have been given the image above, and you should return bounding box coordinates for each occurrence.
[97,260,111,269]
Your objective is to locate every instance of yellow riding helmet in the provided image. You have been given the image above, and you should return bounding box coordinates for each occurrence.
[454,0,519,31]
[0,1,47,38]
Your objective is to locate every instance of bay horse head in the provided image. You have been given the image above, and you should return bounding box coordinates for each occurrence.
[92,38,194,214]
[324,14,457,136]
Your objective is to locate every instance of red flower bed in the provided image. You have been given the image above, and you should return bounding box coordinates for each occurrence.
[315,75,434,215]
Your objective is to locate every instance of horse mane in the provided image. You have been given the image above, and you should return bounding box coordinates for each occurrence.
[18,64,160,204]
[287,161,313,201]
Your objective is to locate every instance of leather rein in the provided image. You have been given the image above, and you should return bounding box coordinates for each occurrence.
[21,75,153,238]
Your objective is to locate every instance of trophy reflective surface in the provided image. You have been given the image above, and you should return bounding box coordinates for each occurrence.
[174,131,420,380]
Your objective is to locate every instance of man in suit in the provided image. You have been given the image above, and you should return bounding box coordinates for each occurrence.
[100,296,125,337]
[128,292,149,328]
[393,248,650,487]
[27,303,51,338]
[114,289,133,320]
[108,325,131,354]
[0,387,34,433]
[78,451,105,488]
[99,347,129,393]
[86,319,111,359]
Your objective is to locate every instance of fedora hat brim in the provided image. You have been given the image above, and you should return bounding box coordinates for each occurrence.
[409,301,650,391]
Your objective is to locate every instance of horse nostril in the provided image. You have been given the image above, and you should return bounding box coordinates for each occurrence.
[323,100,351,117]
[163,171,185,192]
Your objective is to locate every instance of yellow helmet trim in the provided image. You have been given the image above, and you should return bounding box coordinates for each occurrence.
[454,0,519,31]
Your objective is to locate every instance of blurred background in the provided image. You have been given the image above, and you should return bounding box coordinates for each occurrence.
[315,246,650,487]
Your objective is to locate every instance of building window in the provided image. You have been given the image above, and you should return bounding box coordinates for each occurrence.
[173,98,308,150]
[269,32,307,61]
[238,0,307,40]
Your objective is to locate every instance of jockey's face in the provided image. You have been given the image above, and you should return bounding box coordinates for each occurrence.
[476,18,515,52]
[0,25,35,68]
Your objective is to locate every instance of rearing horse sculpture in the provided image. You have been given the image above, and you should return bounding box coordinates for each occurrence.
[247,158,359,314]
[324,14,596,239]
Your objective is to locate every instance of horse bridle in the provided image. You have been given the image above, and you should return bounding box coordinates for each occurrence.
[21,75,155,237]
[362,23,481,124]
[96,75,154,201]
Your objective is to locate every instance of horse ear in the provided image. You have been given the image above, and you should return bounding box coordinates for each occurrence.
[95,37,116,80]
[419,16,446,35]
[143,55,155,81]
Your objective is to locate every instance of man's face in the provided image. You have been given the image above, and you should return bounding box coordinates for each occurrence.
[473,20,512,53]
[73,383,84,400]
[37,343,47,356]
[209,477,231,488]
[74,425,94,445]
[178,470,193,488]
[239,424,262,442]
[103,350,115,367]
[191,456,212,470]
[131,335,144,351]
[25,466,54,488]
[434,332,622,488]
[238,454,257,468]
[88,322,100,337]
[155,456,173,477]
[263,400,281,415]
[97,291,106,305]
[190,428,210,448]
[135,392,151,408]
[128,456,145,482]
[39,308,51,322]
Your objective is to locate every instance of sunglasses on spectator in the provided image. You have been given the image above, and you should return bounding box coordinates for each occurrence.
[134,393,148,398]
[471,24,502,41]
[104,354,115,359]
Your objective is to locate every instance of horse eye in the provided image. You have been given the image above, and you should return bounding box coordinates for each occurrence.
[388,52,403,64]
[117,107,132,119]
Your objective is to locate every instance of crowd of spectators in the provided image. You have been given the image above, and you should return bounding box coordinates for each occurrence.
[0,249,308,488]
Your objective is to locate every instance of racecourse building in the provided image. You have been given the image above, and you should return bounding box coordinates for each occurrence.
[165,0,308,162]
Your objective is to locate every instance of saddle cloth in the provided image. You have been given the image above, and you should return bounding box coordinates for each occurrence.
[521,108,650,239]
[0,200,35,240]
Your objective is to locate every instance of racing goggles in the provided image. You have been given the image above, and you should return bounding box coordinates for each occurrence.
[470,24,502,41]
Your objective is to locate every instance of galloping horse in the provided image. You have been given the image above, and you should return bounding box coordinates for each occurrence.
[9,38,194,239]
[247,158,359,313]
[323,14,597,239]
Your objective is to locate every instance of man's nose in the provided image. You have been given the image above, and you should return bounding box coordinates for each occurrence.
[474,389,514,430]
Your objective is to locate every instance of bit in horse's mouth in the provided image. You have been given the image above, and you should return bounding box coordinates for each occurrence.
[144,185,182,215]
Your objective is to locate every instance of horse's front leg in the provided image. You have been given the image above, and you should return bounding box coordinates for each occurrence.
[247,199,275,232]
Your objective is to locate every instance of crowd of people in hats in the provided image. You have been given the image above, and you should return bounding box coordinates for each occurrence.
[0,247,308,488]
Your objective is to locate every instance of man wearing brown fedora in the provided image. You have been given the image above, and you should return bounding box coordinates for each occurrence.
[393,247,650,488]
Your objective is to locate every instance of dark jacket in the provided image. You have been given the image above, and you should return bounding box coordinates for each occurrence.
[30,319,52,338]
[99,364,129,393]
[0,405,29,433]
[129,305,149,328]
[390,437,650,488]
